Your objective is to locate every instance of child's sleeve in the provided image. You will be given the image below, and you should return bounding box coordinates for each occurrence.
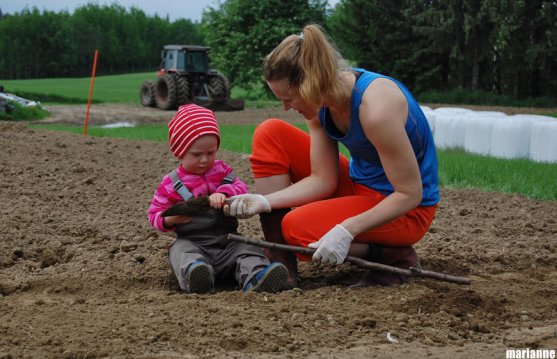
[215,162,249,197]
[147,175,181,232]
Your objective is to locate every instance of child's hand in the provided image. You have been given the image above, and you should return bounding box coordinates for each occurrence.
[163,215,192,228]
[209,193,226,209]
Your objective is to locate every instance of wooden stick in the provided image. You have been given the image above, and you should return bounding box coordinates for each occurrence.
[228,233,471,285]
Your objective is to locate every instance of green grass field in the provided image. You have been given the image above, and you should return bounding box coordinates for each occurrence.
[1,72,277,107]
[1,72,156,104]
[30,122,557,201]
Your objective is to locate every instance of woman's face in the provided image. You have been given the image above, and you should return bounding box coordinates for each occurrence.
[267,79,318,120]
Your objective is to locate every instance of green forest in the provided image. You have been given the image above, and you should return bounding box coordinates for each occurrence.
[0,0,556,101]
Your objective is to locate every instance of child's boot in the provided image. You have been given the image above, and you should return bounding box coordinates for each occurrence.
[243,262,288,293]
[184,259,215,294]
[259,209,299,288]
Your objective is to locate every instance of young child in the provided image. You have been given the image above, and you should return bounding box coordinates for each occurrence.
[148,104,288,294]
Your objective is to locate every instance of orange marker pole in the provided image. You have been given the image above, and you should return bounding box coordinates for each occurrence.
[83,49,99,137]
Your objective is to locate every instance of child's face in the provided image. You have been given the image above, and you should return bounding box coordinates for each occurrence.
[180,134,219,174]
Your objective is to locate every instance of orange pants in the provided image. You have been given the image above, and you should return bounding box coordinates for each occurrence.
[249,119,437,255]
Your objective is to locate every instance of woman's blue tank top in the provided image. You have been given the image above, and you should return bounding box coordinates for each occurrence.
[319,68,439,206]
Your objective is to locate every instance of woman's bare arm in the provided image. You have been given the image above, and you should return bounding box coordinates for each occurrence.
[341,78,423,236]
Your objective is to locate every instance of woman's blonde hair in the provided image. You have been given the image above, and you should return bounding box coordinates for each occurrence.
[263,24,348,108]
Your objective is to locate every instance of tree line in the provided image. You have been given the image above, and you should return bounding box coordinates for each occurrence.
[326,0,557,99]
[0,4,202,79]
[1,0,556,100]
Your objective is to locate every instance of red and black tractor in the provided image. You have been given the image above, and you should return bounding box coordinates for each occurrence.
[140,45,243,111]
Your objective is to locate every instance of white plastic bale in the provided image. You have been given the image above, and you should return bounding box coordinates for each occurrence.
[432,108,474,150]
[424,107,556,158]
[431,114,451,149]
[529,121,557,163]
[463,116,500,156]
[433,113,468,150]
[490,116,533,160]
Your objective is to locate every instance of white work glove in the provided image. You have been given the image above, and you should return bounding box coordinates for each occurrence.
[308,224,354,264]
[223,194,271,219]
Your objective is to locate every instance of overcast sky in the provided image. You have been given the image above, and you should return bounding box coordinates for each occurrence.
[2,1,339,23]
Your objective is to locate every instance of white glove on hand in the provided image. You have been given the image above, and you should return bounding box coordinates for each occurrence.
[223,194,271,219]
[308,224,354,264]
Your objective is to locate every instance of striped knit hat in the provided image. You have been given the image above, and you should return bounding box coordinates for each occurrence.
[168,104,220,159]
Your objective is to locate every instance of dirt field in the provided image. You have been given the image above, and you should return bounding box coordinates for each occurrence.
[1,104,556,358]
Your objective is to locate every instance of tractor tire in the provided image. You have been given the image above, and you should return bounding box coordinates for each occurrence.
[140,80,156,107]
[155,73,178,110]
[172,73,190,106]
[208,74,230,104]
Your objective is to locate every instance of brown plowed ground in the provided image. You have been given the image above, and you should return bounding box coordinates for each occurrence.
[0,104,556,358]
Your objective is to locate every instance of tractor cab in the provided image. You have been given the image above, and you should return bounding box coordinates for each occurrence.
[158,45,210,77]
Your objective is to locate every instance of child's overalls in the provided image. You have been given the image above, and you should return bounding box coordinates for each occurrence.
[167,170,271,291]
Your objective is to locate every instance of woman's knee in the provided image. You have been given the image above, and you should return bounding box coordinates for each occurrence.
[281,208,319,247]
[251,119,305,178]
[253,118,288,143]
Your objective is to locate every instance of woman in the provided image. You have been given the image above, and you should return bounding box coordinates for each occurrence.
[225,24,439,288]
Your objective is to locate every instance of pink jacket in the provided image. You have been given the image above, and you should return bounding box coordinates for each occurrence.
[148,160,249,232]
